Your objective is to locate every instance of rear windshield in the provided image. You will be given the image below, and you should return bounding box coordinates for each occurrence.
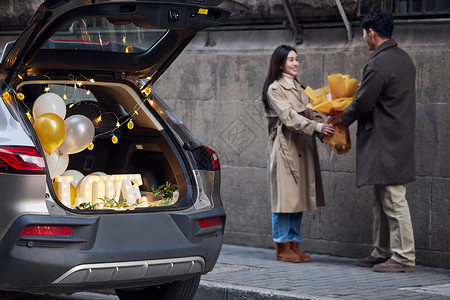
[42,17,168,53]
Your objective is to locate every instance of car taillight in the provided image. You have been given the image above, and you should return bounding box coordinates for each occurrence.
[191,146,221,172]
[204,146,221,171]
[198,217,222,228]
[0,146,46,174]
[20,226,72,236]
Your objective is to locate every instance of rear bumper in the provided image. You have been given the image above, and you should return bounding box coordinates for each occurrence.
[53,256,205,284]
[0,207,225,294]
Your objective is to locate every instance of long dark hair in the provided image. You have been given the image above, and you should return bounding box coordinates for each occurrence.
[261,45,297,110]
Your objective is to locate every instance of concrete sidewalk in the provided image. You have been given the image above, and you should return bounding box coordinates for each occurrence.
[194,244,450,300]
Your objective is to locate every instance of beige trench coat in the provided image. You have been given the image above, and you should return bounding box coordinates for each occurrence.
[266,75,325,213]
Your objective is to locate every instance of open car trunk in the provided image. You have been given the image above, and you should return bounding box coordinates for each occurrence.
[0,1,235,295]
[18,78,192,211]
[0,0,246,213]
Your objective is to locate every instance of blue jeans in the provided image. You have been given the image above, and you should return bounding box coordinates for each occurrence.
[272,212,303,243]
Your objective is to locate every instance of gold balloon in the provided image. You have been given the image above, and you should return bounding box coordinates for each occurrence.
[52,181,77,206]
[34,113,66,154]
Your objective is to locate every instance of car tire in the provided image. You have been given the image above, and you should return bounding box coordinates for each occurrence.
[115,275,201,300]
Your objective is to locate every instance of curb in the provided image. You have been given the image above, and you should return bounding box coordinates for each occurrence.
[194,281,337,300]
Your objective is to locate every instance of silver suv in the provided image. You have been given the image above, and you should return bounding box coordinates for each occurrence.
[0,0,244,299]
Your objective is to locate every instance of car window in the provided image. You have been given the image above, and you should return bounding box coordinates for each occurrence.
[42,17,168,54]
[50,83,98,104]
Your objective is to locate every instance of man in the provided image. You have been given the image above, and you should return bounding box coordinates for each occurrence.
[331,10,416,273]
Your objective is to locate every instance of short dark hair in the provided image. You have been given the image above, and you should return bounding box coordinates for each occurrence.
[360,9,394,39]
[261,45,297,109]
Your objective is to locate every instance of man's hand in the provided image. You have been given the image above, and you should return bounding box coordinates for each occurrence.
[330,110,343,125]
[321,123,336,136]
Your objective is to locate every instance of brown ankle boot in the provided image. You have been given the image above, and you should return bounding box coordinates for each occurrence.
[290,241,311,262]
[275,242,301,263]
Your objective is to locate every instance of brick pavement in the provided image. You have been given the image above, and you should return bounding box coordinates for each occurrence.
[195,244,450,300]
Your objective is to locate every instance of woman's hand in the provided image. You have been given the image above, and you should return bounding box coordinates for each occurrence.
[321,123,336,136]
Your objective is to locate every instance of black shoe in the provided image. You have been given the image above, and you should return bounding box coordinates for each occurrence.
[356,255,389,267]
[373,259,416,273]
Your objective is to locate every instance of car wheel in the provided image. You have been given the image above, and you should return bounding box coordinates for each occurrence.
[115,275,201,300]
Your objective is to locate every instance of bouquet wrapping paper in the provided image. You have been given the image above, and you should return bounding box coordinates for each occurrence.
[305,74,360,154]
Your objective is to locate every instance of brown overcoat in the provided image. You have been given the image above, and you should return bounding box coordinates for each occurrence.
[342,39,416,187]
[266,74,325,213]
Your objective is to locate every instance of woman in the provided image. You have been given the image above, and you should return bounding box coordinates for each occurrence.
[262,45,335,263]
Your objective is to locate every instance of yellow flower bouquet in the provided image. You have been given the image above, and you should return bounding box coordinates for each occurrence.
[305,74,360,154]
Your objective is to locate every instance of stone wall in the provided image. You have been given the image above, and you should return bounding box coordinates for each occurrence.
[154,21,450,268]
[0,0,41,30]
[227,0,359,24]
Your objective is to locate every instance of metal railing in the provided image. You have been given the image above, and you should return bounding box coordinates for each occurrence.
[357,0,450,17]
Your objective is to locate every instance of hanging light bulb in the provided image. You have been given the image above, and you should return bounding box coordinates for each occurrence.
[127,118,134,130]
[2,92,10,100]
[16,93,25,100]
[111,134,118,144]
[116,121,120,128]
[88,141,94,151]
[125,46,134,53]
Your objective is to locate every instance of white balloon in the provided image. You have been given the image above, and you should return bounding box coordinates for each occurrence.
[61,169,84,187]
[58,115,95,155]
[45,152,69,179]
[33,93,66,120]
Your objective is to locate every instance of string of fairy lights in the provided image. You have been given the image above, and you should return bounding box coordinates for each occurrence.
[1,74,153,150]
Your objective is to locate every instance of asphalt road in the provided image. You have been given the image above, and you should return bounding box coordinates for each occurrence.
[15,292,118,300]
